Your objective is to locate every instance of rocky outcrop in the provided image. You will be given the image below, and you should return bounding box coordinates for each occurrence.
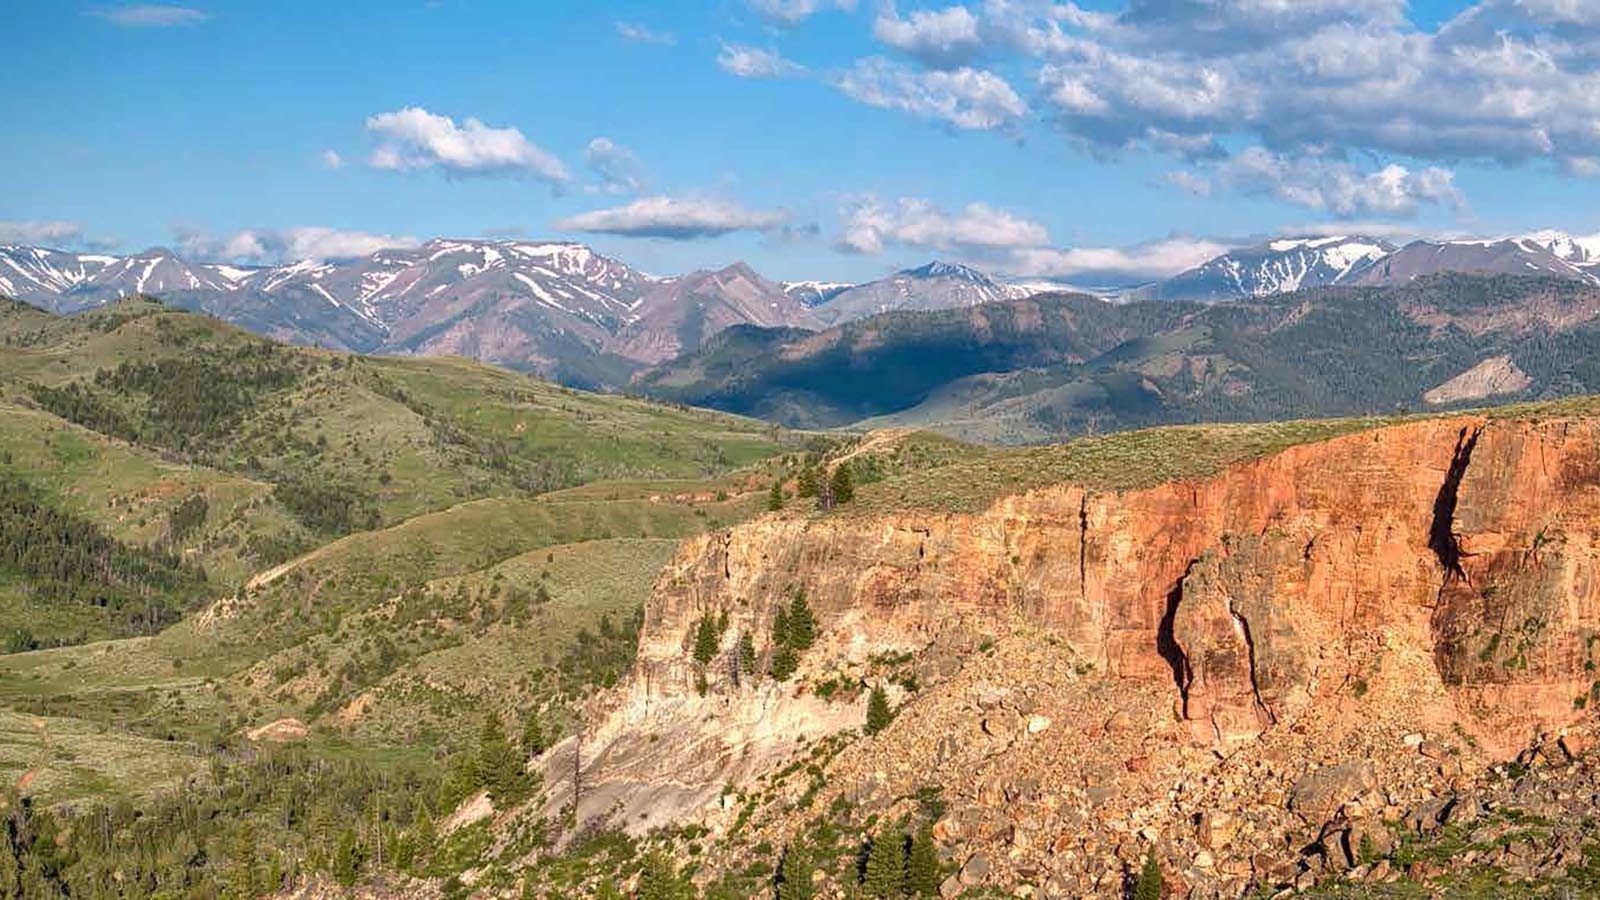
[552,413,1600,877]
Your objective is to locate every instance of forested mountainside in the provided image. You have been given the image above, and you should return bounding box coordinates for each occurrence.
[639,273,1600,443]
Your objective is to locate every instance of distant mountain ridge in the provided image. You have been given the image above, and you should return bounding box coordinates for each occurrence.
[8,228,1600,388]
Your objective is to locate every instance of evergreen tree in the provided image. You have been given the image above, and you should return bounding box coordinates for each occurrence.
[862,827,906,898]
[693,616,720,665]
[332,827,363,886]
[522,710,547,757]
[409,807,436,870]
[830,464,855,505]
[737,631,757,675]
[786,594,817,651]
[776,842,816,900]
[768,480,786,511]
[770,644,799,681]
[904,826,939,897]
[1133,848,1163,900]
[637,851,691,900]
[478,712,526,805]
[772,606,791,649]
[795,465,819,499]
[866,685,894,735]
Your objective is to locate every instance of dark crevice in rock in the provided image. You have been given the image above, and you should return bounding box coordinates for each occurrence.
[1429,424,1481,581]
[1229,603,1277,728]
[1157,560,1197,712]
[1077,493,1090,612]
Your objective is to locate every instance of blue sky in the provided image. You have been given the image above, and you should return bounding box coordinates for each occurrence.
[6,0,1600,282]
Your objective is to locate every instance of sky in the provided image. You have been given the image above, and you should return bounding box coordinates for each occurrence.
[6,0,1600,283]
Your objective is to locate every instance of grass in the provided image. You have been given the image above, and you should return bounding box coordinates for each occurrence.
[0,708,200,804]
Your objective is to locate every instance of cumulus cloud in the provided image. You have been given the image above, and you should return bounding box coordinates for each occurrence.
[873,5,986,68]
[180,227,420,263]
[717,43,807,78]
[1204,148,1465,217]
[90,4,207,26]
[0,220,87,246]
[364,107,570,185]
[555,196,787,239]
[836,58,1027,130]
[584,138,646,193]
[615,21,676,45]
[837,197,1049,254]
[1007,237,1231,281]
[747,0,856,26]
[818,0,1600,212]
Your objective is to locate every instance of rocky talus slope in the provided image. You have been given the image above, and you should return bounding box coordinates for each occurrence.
[537,414,1600,897]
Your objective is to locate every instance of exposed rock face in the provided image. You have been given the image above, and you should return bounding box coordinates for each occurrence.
[552,413,1600,890]
[1423,355,1532,405]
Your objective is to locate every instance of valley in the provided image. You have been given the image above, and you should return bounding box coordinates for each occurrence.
[7,292,1600,899]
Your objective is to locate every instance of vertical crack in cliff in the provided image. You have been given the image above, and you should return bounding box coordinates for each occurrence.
[1077,493,1090,613]
[1228,602,1277,728]
[1429,424,1482,582]
[1157,561,1197,713]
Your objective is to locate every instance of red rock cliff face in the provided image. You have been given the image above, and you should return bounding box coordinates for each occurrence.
[637,415,1600,755]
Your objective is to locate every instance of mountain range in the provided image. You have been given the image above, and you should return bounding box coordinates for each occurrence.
[5,229,1600,392]
[644,272,1600,442]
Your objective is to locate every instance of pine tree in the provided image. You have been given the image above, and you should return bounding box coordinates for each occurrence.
[522,710,547,757]
[866,685,894,735]
[637,851,690,900]
[904,825,939,897]
[862,826,907,898]
[478,712,525,805]
[795,465,818,499]
[1133,848,1163,900]
[332,827,363,886]
[772,605,791,649]
[830,464,855,505]
[768,480,786,511]
[786,594,817,651]
[776,842,816,900]
[693,615,720,665]
[770,644,799,681]
[410,806,436,869]
[737,631,757,675]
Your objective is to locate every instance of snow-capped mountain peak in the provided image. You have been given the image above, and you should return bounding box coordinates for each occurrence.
[1153,235,1395,302]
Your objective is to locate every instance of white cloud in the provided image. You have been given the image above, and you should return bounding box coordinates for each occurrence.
[615,21,676,45]
[183,227,420,263]
[364,107,570,184]
[747,0,856,26]
[319,149,344,170]
[717,43,807,78]
[584,138,646,193]
[1007,237,1231,281]
[555,196,788,239]
[1208,148,1465,217]
[838,197,1049,254]
[0,220,85,246]
[836,58,1027,130]
[873,5,985,68]
[90,4,207,26]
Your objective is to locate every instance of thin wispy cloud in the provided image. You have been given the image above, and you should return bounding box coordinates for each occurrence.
[746,0,856,27]
[0,220,86,246]
[835,58,1026,131]
[179,226,420,263]
[717,43,807,79]
[557,196,787,240]
[615,21,676,45]
[89,4,208,26]
[584,138,646,193]
[364,107,570,185]
[1007,237,1232,282]
[318,150,344,170]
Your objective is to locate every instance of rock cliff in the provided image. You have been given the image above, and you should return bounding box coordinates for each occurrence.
[543,413,1600,894]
